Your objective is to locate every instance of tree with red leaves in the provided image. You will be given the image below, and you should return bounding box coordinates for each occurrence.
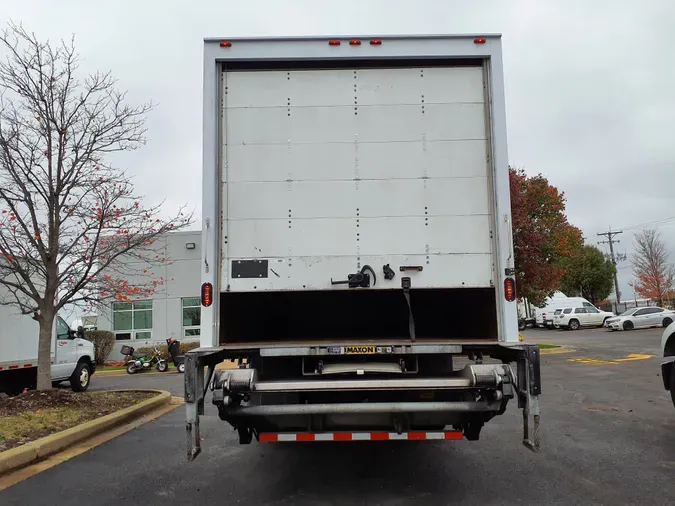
[631,229,675,306]
[0,24,191,390]
[509,167,583,306]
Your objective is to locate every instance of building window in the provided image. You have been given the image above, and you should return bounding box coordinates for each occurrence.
[113,300,153,341]
[182,297,201,337]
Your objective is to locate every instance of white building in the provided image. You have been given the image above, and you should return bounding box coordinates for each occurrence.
[98,230,202,361]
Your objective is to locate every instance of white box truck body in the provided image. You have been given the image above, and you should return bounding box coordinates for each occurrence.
[185,34,541,458]
[0,284,95,394]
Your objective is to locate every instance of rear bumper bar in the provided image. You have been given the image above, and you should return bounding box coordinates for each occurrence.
[221,400,502,417]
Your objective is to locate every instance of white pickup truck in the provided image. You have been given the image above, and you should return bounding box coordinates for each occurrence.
[0,300,95,395]
[184,34,541,460]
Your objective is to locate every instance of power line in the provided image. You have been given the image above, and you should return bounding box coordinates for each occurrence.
[598,228,625,304]
[621,215,675,231]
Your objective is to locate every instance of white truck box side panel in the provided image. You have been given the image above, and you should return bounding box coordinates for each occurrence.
[226,103,485,145]
[226,139,487,183]
[222,66,493,292]
[228,215,491,257]
[228,178,489,220]
[229,254,492,291]
[225,67,484,108]
[0,306,39,364]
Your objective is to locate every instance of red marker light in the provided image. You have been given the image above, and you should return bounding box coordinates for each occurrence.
[201,282,213,307]
[328,40,341,46]
[219,41,232,47]
[349,40,362,46]
[474,37,487,44]
[370,39,382,46]
[504,278,516,302]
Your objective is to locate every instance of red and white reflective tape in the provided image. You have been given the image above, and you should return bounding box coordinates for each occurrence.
[0,363,34,371]
[259,431,464,442]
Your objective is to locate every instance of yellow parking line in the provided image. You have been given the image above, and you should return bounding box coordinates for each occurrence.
[615,353,653,362]
[569,358,620,365]
[568,353,654,366]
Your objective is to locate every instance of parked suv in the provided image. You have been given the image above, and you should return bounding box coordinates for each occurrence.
[555,306,615,330]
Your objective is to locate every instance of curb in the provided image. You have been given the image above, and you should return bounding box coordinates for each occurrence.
[0,389,171,476]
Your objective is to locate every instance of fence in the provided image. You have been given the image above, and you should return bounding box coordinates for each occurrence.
[597,299,665,314]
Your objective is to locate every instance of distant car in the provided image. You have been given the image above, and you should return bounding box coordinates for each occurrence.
[555,306,615,330]
[660,321,675,407]
[604,307,675,331]
[552,308,565,329]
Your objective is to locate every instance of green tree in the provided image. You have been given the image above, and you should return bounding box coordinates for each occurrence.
[561,245,616,304]
[510,167,583,306]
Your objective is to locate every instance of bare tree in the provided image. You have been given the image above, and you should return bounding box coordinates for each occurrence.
[0,23,191,390]
[631,228,675,306]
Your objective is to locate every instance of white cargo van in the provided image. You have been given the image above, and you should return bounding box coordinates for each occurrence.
[0,302,95,395]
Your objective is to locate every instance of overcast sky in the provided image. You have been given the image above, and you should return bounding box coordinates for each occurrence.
[2,0,674,301]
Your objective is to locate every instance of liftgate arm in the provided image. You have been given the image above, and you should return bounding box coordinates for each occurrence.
[185,348,225,461]
[517,345,541,452]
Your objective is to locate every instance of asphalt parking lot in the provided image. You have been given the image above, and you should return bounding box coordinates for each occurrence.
[1,328,673,505]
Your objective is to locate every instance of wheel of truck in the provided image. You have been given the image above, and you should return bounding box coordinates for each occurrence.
[600,317,610,328]
[126,362,138,374]
[518,319,526,331]
[70,362,90,392]
[623,320,634,331]
[177,363,185,374]
[52,381,62,388]
[568,319,580,331]
[663,317,673,328]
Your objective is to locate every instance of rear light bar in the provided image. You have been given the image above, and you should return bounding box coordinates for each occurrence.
[201,282,213,307]
[504,277,516,302]
[219,41,232,48]
[474,37,487,44]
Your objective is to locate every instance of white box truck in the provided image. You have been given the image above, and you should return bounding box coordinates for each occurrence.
[185,34,541,459]
[0,287,95,395]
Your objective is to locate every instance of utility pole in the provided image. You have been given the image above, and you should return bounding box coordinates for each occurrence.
[598,228,625,304]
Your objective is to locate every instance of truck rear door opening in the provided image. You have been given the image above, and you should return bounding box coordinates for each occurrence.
[186,35,541,461]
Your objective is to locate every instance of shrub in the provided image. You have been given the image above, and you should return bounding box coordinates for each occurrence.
[134,340,201,358]
[86,330,115,366]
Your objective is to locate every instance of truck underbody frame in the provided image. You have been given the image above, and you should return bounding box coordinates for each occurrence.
[184,343,541,460]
